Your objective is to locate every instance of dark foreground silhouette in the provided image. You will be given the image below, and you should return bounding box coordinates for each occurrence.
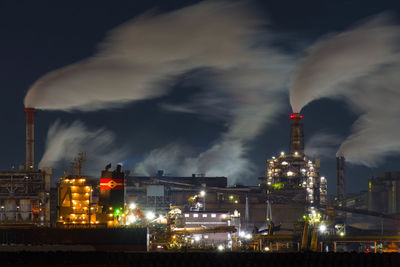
[0,251,398,267]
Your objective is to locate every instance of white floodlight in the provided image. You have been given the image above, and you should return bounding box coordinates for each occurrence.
[146,211,155,220]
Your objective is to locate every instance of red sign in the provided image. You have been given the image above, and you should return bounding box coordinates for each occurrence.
[100,179,123,190]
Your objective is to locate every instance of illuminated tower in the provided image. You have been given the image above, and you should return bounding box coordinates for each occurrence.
[265,113,327,208]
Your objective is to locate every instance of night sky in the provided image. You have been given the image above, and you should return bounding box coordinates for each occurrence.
[1,0,400,193]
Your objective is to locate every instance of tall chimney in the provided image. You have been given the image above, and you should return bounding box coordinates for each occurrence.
[336,156,345,202]
[25,108,36,171]
[289,113,304,155]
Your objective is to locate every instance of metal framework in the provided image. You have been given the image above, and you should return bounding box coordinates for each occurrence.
[0,171,50,224]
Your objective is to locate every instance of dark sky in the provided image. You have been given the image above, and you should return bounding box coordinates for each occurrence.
[1,0,400,193]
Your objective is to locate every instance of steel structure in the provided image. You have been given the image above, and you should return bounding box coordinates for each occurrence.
[265,114,327,214]
[0,169,51,224]
[0,108,52,225]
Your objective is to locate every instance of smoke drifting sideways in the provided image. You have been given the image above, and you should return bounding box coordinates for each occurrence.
[151,65,290,184]
[290,14,400,166]
[25,0,279,111]
[39,120,128,175]
[27,0,292,183]
[304,132,342,159]
[135,140,256,182]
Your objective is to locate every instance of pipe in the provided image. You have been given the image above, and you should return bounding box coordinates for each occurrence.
[24,108,36,171]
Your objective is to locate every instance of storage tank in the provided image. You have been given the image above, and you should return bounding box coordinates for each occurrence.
[5,200,16,221]
[20,199,31,220]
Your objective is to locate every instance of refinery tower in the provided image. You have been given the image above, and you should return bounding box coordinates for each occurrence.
[264,113,327,221]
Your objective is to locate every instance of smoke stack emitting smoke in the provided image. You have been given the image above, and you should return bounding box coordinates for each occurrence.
[291,13,400,166]
[26,1,400,180]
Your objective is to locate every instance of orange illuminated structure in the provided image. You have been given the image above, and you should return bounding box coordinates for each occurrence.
[57,177,97,226]
[57,154,98,226]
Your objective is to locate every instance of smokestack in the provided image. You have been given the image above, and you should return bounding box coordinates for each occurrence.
[336,156,345,202]
[289,113,304,155]
[25,108,36,171]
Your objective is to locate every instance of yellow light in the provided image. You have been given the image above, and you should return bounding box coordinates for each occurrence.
[234,200,238,204]
[229,195,234,200]
[95,221,99,224]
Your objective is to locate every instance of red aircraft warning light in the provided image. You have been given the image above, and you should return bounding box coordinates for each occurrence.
[290,113,303,119]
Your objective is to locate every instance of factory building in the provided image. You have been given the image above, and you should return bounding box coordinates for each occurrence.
[341,172,400,234]
[181,211,233,246]
[0,108,51,225]
[263,113,327,231]
[125,174,267,230]
[367,172,400,214]
[57,177,96,225]
[344,171,400,215]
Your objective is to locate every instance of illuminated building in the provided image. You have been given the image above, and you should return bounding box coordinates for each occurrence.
[264,114,327,226]
[57,176,96,225]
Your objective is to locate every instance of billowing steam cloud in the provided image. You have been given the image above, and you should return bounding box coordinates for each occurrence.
[39,120,127,174]
[135,140,255,181]
[30,1,291,182]
[290,14,400,165]
[147,64,290,183]
[304,132,342,159]
[337,65,400,165]
[25,0,280,111]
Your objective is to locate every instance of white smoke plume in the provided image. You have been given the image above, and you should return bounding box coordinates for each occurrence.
[39,120,127,175]
[290,14,400,112]
[290,13,400,166]
[25,0,277,111]
[337,65,400,165]
[28,1,292,182]
[304,132,342,159]
[135,140,255,184]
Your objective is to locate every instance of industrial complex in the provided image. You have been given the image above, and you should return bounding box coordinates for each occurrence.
[0,107,398,253]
